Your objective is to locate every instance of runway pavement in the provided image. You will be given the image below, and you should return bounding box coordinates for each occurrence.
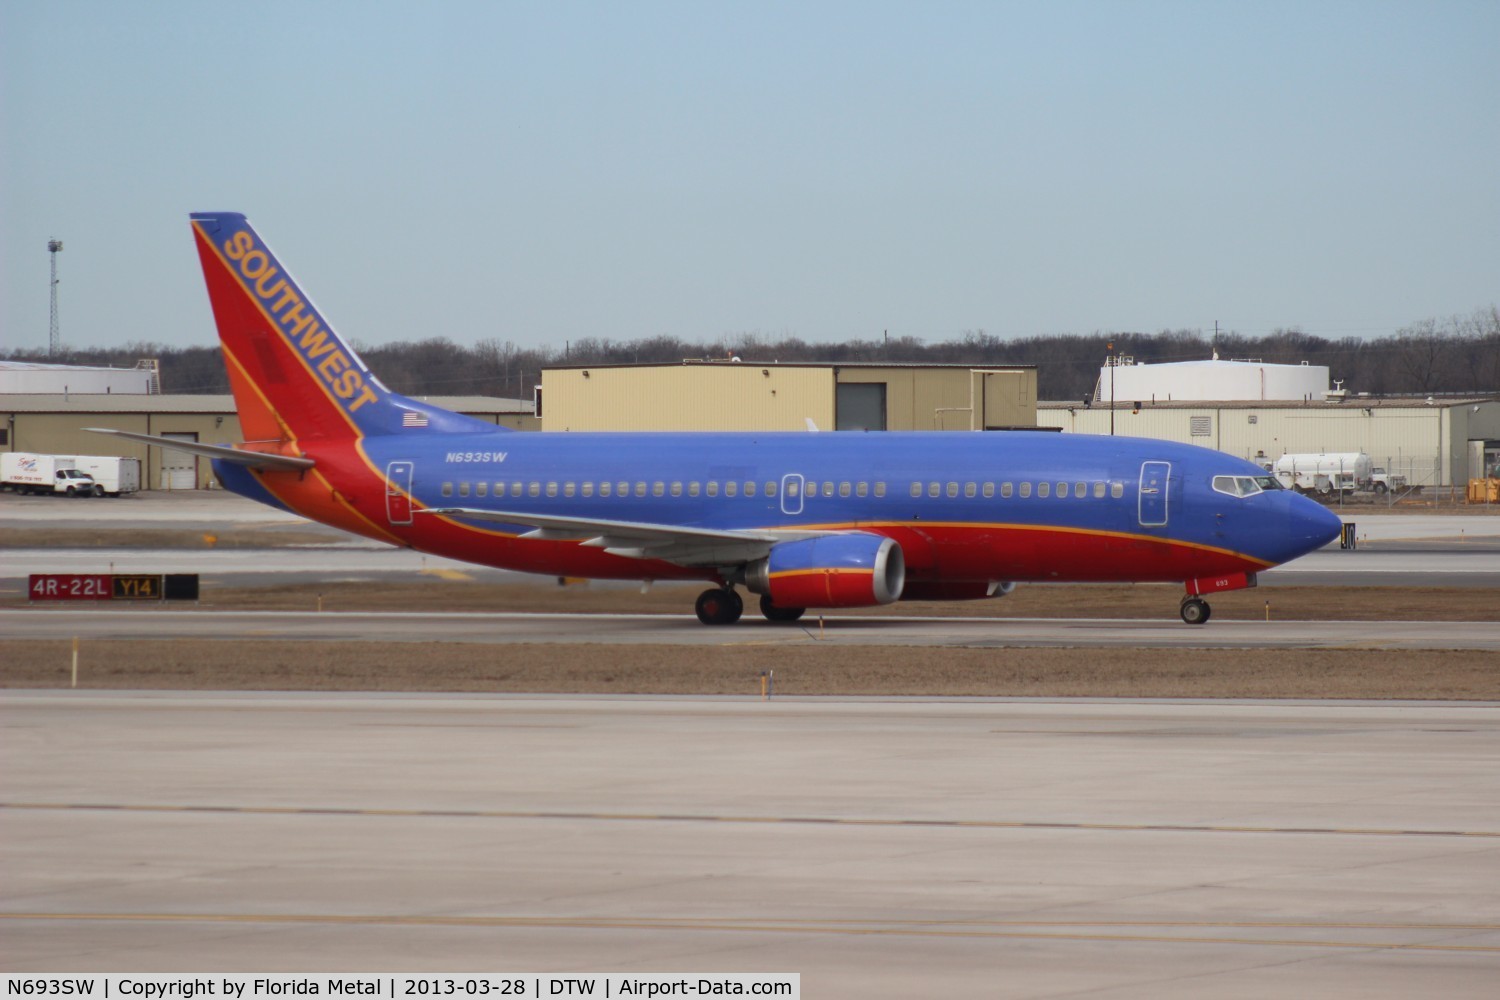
[3,692,1498,995]
[3,492,1499,590]
[5,606,1500,651]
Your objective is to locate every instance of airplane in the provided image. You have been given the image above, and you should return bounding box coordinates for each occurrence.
[91,212,1344,626]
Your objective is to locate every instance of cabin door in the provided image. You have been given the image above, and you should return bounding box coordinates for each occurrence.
[780,473,805,515]
[1138,461,1171,527]
[385,460,414,526]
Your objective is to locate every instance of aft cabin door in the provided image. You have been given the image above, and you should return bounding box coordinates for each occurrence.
[385,461,414,526]
[1138,461,1171,527]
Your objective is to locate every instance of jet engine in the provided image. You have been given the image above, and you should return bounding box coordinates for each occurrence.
[744,533,905,608]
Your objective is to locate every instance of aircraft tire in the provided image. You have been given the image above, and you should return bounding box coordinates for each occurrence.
[695,587,743,625]
[759,595,806,623]
[1180,598,1211,626]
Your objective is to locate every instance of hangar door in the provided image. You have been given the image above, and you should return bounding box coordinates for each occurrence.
[160,432,199,489]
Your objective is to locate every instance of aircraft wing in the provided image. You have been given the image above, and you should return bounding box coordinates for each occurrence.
[84,428,316,471]
[422,507,829,567]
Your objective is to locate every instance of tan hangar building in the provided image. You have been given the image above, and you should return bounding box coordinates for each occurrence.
[538,362,1038,432]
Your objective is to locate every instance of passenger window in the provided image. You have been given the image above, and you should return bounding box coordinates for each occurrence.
[725,481,738,497]
[823,481,835,497]
[442,482,453,498]
[946,482,958,498]
[910,482,922,498]
[652,482,664,497]
[528,482,540,497]
[1055,482,1066,497]
[744,481,756,497]
[618,481,629,497]
[564,483,575,497]
[783,481,796,498]
[689,482,700,497]
[546,482,557,497]
[476,483,488,498]
[1038,482,1050,498]
[928,482,940,498]
[670,482,682,497]
[707,481,719,497]
[1001,482,1013,498]
[982,483,994,498]
[1075,481,1086,497]
[964,482,976,498]
[875,482,886,498]
[1093,482,1106,498]
[582,482,594,497]
[458,482,470,498]
[634,482,646,497]
[765,481,777,497]
[839,482,851,498]
[1111,482,1124,499]
[856,482,868,498]
[1019,482,1032,498]
[600,482,612,497]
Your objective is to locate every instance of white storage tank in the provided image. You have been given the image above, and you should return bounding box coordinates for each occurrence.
[0,361,155,395]
[1098,359,1330,403]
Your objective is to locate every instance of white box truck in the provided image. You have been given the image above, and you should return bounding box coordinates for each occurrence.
[73,455,142,496]
[0,452,98,496]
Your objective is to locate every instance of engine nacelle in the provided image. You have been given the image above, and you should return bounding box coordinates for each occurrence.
[745,533,905,608]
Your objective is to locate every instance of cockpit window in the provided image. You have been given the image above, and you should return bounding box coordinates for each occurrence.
[1212,475,1270,498]
[1254,475,1283,491]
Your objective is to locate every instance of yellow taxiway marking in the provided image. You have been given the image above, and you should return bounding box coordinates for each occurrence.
[2,913,1498,953]
[419,568,473,581]
[4,801,1497,839]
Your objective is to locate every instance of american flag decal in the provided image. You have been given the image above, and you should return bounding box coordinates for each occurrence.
[402,411,429,428]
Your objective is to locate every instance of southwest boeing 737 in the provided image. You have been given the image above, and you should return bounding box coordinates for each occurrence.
[93,212,1343,625]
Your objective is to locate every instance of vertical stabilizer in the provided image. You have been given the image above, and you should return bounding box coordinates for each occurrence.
[190,212,495,442]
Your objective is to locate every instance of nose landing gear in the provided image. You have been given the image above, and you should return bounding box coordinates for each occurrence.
[1180,597,1212,625]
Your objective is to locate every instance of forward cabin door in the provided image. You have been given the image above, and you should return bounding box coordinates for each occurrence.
[780,473,805,516]
[385,460,414,526]
[1138,461,1171,527]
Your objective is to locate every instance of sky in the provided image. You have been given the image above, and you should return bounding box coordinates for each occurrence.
[2,0,1497,355]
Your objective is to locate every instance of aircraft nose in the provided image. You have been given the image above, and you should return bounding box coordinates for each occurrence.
[1287,496,1344,556]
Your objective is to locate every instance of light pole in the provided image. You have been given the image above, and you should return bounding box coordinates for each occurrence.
[48,239,64,356]
[1107,340,1115,436]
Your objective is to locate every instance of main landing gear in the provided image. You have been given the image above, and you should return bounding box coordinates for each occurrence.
[1180,597,1212,625]
[695,587,743,625]
[759,594,806,623]
[693,587,808,625]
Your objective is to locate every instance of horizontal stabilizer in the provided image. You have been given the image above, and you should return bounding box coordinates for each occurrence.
[84,428,315,471]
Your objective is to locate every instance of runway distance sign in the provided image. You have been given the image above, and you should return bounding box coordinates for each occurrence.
[29,574,199,602]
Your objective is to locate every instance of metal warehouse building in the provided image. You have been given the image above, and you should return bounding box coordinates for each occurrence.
[1038,397,1500,486]
[539,362,1038,432]
[1,394,536,490]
